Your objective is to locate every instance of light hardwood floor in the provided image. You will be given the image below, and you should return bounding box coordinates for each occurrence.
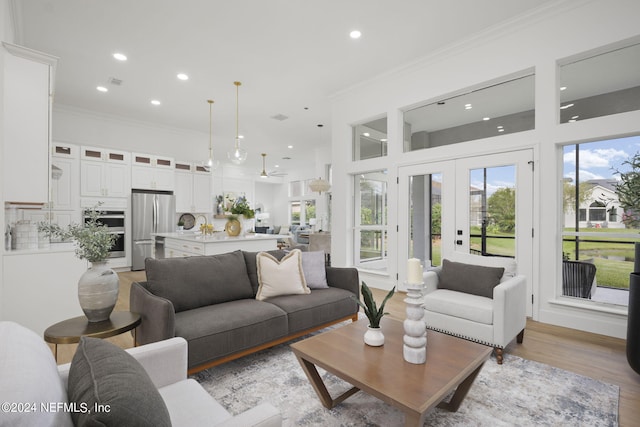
[48,274,640,426]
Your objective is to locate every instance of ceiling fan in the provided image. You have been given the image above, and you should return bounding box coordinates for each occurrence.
[260,153,288,178]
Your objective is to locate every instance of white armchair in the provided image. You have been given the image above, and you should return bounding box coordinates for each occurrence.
[0,321,282,427]
[423,253,527,364]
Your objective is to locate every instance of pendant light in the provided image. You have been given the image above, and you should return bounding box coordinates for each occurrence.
[260,153,268,178]
[228,81,248,164]
[309,177,331,194]
[206,99,220,170]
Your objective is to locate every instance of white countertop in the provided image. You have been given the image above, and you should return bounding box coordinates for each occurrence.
[3,242,76,256]
[153,232,287,244]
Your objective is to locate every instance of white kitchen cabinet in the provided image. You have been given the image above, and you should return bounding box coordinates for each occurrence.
[80,146,130,198]
[131,153,175,191]
[50,142,79,211]
[174,162,211,213]
[2,250,87,336]
[2,42,57,204]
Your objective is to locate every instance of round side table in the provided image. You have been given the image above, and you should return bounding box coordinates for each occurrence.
[44,311,141,361]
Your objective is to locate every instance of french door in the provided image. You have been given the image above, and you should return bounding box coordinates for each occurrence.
[398,150,533,316]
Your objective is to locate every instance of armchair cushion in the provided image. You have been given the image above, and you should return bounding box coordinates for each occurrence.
[438,258,504,298]
[423,289,493,325]
[68,337,171,427]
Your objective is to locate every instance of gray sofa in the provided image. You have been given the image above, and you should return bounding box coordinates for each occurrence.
[131,249,359,373]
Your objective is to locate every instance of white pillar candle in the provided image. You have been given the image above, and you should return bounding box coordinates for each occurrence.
[407,258,423,284]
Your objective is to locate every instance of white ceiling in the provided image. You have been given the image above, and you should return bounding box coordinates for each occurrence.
[15,0,557,174]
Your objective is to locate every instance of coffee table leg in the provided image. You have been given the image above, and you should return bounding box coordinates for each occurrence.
[437,362,485,412]
[294,354,360,409]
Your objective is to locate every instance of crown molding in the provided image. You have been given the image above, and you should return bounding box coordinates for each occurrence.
[7,0,23,45]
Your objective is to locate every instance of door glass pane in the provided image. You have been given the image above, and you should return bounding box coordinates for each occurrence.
[355,171,388,271]
[469,166,516,257]
[353,118,388,161]
[409,173,442,267]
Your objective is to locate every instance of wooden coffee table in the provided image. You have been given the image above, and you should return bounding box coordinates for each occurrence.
[291,317,492,426]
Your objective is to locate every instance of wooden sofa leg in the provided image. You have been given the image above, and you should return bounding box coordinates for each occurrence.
[494,347,504,365]
[517,329,525,344]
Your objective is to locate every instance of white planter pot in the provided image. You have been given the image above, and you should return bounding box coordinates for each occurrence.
[364,326,385,346]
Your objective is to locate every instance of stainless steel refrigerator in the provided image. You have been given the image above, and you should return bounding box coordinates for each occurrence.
[131,190,175,270]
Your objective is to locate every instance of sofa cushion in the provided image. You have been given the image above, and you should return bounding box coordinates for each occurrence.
[424,289,494,325]
[301,251,329,289]
[0,321,74,427]
[174,299,288,368]
[146,250,254,312]
[256,249,311,300]
[243,250,287,294]
[159,379,232,426]
[68,337,171,427]
[265,287,358,333]
[438,258,505,298]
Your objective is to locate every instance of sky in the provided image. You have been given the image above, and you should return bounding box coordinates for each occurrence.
[563,135,640,182]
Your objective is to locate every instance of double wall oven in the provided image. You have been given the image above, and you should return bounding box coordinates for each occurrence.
[83,204,126,259]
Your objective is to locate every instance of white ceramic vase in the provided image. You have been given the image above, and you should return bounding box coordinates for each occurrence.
[78,261,119,322]
[364,326,385,346]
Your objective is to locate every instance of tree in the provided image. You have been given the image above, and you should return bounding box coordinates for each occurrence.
[614,152,640,228]
[563,179,593,214]
[487,188,515,233]
[431,203,442,236]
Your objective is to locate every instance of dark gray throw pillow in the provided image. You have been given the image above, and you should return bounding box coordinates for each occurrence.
[68,337,171,427]
[438,258,505,298]
[146,250,254,312]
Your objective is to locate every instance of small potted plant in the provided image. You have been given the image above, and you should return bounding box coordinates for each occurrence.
[354,282,395,346]
[177,220,185,231]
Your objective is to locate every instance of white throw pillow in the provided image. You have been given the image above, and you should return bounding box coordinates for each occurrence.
[256,249,311,300]
[0,321,74,427]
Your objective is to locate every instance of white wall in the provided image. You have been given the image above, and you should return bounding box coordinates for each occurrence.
[331,0,640,338]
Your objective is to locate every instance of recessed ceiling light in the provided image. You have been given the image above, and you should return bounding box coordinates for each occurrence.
[287,145,293,149]
[560,103,574,110]
[275,165,280,168]
[571,115,579,119]
[238,135,244,139]
[380,138,387,142]
[113,53,127,61]
[363,132,370,137]
[497,125,504,129]
[465,104,472,110]
[177,73,189,81]
[483,117,490,121]
[151,100,161,106]
[96,86,108,92]
[568,119,577,123]
[498,128,505,132]
[560,86,567,91]
[350,30,362,39]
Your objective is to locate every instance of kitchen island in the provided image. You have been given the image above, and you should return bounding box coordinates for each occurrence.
[153,232,285,258]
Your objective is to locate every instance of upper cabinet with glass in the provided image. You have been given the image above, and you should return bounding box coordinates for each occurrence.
[559,40,640,124]
[403,74,535,152]
[353,117,387,161]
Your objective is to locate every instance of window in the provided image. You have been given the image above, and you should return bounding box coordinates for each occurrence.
[290,201,301,225]
[354,170,388,272]
[353,118,387,161]
[561,135,640,306]
[403,73,534,151]
[559,40,640,124]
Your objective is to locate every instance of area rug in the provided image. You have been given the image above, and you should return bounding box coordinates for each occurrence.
[193,335,619,426]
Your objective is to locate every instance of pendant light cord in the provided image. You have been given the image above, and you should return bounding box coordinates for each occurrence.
[234,81,241,149]
[208,100,214,159]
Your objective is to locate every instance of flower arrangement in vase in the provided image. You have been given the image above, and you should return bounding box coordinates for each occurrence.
[38,204,119,322]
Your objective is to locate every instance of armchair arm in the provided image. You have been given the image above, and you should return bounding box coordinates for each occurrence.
[130,281,176,345]
[58,337,188,390]
[326,267,360,297]
[492,275,527,347]
[215,403,282,427]
[423,270,440,294]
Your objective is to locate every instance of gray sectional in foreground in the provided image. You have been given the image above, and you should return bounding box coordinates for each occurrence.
[130,250,360,374]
